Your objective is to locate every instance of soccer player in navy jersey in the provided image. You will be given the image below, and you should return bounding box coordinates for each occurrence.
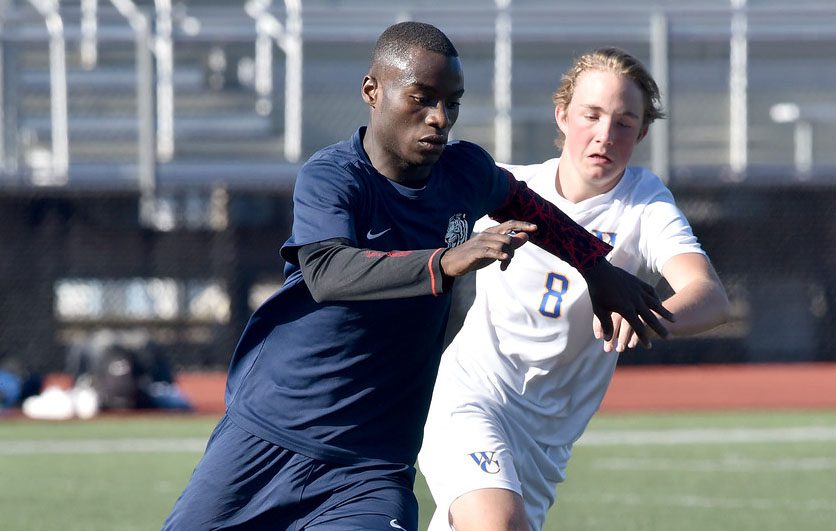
[163,22,673,531]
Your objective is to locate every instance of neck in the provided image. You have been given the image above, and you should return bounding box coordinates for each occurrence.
[362,128,431,187]
[555,160,620,203]
[554,163,590,203]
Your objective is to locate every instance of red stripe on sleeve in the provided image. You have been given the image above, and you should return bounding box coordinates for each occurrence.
[428,248,444,296]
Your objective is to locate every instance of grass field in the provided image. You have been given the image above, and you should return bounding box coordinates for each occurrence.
[1,410,835,530]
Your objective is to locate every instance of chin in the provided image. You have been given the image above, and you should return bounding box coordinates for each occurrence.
[583,172,620,190]
[586,162,624,179]
[412,152,443,167]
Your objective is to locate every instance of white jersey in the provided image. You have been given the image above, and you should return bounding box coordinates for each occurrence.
[419,158,704,530]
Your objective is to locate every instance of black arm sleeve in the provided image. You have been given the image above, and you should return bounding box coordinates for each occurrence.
[297,238,452,302]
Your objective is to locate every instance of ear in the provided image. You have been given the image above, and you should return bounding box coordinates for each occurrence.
[362,75,378,108]
[636,124,649,143]
[555,105,569,137]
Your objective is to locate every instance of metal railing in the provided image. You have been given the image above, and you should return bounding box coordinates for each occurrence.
[25,0,68,184]
[246,0,302,162]
[1,1,835,192]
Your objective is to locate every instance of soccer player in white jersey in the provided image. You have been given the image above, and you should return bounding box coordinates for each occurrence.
[418,47,731,531]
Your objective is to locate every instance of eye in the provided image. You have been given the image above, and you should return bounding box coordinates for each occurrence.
[446,100,461,110]
[412,95,442,107]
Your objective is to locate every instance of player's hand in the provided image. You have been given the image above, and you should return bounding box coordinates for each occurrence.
[440,220,536,277]
[593,312,660,352]
[581,259,674,348]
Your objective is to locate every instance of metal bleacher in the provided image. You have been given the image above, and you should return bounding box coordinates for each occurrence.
[2,0,836,194]
[3,1,285,189]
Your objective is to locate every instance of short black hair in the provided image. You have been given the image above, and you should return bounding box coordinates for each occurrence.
[371,21,458,70]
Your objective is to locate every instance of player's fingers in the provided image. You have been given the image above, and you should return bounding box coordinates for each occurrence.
[606,314,622,352]
[507,231,530,250]
[481,245,509,262]
[497,233,529,271]
[486,220,537,235]
[627,332,640,350]
[473,231,522,250]
[643,286,675,322]
[622,311,651,348]
[499,249,514,271]
[600,314,615,352]
[594,309,614,342]
[616,317,634,353]
[638,305,669,340]
[592,316,603,340]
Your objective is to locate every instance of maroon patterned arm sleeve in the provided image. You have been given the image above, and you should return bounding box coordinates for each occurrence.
[489,168,612,272]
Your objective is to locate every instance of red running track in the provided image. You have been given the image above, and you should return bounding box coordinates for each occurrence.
[171,363,836,415]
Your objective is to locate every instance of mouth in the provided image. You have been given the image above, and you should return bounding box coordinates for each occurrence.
[418,135,448,151]
[588,153,613,164]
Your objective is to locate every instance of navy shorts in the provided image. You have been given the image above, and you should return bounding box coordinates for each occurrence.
[162,414,418,530]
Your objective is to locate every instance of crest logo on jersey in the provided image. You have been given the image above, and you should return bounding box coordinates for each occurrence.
[592,230,617,247]
[469,451,501,474]
[445,213,468,248]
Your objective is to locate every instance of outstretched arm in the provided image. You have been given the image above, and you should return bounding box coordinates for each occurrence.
[298,220,534,302]
[489,169,674,346]
[594,253,730,352]
[489,169,612,271]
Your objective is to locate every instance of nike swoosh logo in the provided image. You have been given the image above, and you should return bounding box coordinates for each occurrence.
[367,228,391,240]
[389,519,407,530]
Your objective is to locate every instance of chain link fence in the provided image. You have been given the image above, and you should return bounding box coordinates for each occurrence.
[2,1,836,375]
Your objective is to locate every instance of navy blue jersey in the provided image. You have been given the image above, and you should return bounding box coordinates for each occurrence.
[225,127,508,466]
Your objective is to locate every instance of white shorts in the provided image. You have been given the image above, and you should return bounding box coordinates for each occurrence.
[418,378,572,531]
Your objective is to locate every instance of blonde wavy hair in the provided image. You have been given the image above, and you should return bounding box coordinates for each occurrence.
[552,47,665,148]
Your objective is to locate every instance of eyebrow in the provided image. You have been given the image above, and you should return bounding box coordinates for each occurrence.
[409,82,465,98]
[580,104,640,120]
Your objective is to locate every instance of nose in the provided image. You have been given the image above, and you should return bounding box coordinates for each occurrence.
[426,102,454,130]
[595,118,615,145]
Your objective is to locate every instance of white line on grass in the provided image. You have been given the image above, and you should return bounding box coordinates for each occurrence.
[0,438,208,455]
[590,492,836,513]
[577,426,836,446]
[2,425,836,455]
[591,456,836,472]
